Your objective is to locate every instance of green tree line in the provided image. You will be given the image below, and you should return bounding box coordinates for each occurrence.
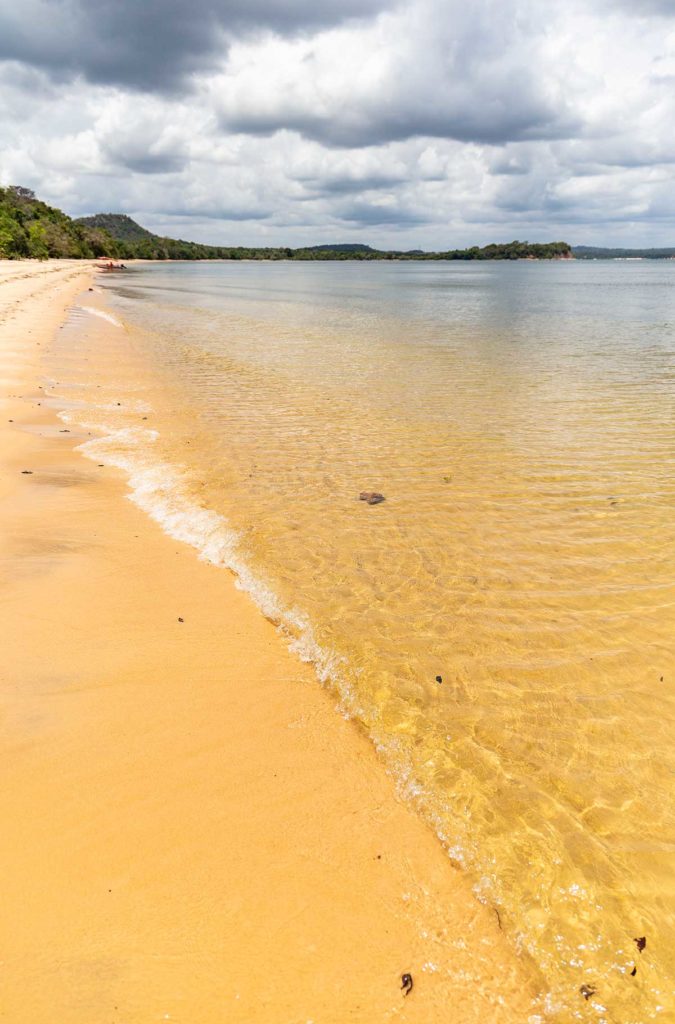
[1,186,573,262]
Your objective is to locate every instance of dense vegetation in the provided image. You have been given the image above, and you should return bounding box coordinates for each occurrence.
[0,186,116,259]
[1,185,574,261]
[573,245,675,259]
[434,240,572,261]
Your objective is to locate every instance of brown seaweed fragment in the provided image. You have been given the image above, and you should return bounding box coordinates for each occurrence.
[634,936,646,953]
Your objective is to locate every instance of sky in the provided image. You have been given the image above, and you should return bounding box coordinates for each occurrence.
[1,0,675,249]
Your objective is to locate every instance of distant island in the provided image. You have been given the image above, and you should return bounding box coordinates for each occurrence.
[573,245,675,259]
[4,184,669,263]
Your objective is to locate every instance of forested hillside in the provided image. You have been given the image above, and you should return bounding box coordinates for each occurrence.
[0,186,116,258]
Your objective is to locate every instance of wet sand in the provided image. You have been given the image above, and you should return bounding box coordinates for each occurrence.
[0,261,540,1023]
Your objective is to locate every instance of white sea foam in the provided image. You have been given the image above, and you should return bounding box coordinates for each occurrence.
[75,423,348,696]
[77,305,123,327]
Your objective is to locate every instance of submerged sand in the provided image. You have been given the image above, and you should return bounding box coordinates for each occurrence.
[0,260,541,1022]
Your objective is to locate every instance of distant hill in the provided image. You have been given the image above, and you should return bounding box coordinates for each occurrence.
[80,228,379,258]
[73,212,237,259]
[573,245,675,259]
[75,213,155,243]
[302,243,375,253]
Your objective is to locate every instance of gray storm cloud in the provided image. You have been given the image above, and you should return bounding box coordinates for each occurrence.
[0,0,392,90]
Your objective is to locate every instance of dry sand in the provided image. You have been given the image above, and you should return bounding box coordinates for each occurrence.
[0,260,541,1023]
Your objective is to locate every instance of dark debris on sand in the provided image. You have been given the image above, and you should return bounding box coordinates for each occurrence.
[359,491,385,505]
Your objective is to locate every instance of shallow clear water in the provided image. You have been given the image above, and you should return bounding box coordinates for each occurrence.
[53,261,675,1021]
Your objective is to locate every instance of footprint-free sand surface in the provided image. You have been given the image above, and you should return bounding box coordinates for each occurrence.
[0,261,540,1023]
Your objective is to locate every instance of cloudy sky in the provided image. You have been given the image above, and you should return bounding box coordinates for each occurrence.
[1,0,675,248]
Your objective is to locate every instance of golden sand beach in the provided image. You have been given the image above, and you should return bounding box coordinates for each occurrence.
[0,261,540,1022]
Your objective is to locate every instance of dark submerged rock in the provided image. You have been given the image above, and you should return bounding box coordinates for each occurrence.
[359,491,385,505]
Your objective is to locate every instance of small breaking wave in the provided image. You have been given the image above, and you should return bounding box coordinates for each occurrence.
[77,305,123,327]
[75,424,348,695]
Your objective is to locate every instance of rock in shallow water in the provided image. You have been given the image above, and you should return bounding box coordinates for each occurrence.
[359,491,385,505]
